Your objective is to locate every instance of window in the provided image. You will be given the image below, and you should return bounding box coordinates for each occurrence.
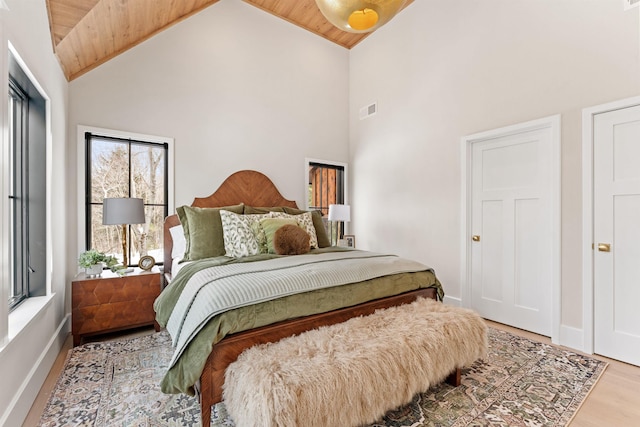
[7,51,47,310]
[306,159,347,241]
[85,132,169,267]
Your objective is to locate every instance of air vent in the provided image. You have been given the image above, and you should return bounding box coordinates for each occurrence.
[624,0,639,10]
[359,102,377,120]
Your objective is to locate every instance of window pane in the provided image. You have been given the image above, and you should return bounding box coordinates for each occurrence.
[9,83,27,306]
[131,143,165,205]
[90,138,130,203]
[308,161,345,244]
[86,133,168,267]
[137,206,165,263]
[90,204,121,258]
[8,65,48,308]
[308,163,344,216]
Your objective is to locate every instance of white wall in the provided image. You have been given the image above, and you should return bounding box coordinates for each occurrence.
[2,2,634,422]
[0,0,69,426]
[68,0,350,255]
[349,0,640,339]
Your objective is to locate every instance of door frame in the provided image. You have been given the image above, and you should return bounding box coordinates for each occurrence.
[581,96,640,354]
[461,115,561,343]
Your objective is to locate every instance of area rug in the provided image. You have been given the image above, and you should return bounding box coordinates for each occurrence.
[40,328,606,426]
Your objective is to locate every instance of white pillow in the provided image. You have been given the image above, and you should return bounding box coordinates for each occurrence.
[220,210,273,258]
[169,225,187,260]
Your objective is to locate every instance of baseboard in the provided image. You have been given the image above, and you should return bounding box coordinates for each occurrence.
[1,313,70,427]
[443,295,462,306]
[558,324,585,353]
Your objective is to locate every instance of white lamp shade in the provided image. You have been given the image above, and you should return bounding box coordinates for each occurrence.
[328,204,351,222]
[102,198,145,225]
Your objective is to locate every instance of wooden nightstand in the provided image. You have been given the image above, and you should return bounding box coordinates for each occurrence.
[72,267,162,346]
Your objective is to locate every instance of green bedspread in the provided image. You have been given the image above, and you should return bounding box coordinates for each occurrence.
[154,248,444,395]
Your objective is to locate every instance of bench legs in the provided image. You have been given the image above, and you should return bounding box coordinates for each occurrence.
[446,367,462,387]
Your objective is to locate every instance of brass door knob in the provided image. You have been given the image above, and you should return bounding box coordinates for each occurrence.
[472,235,480,242]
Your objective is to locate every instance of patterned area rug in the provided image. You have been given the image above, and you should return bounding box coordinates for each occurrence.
[40,328,606,426]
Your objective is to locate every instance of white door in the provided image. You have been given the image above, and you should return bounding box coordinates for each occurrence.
[593,105,640,366]
[469,122,556,336]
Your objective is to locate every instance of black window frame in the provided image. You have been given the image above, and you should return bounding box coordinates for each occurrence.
[84,132,169,267]
[8,78,29,309]
[7,52,48,311]
[308,161,346,214]
[308,161,346,239]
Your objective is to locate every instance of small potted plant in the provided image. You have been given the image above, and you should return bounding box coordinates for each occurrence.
[78,249,119,276]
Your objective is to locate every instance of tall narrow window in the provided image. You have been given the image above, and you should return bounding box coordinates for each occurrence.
[7,51,47,310]
[85,133,168,267]
[307,160,347,241]
[8,80,27,308]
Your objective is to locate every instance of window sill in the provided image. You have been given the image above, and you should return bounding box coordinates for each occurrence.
[7,294,55,341]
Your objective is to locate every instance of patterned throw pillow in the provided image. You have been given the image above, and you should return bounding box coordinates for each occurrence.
[220,210,273,258]
[269,211,318,248]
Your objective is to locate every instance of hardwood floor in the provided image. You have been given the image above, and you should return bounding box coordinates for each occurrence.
[22,322,640,426]
[488,321,640,427]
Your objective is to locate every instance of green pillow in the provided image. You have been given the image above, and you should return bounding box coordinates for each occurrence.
[244,206,285,214]
[283,207,331,248]
[260,218,299,254]
[177,204,244,260]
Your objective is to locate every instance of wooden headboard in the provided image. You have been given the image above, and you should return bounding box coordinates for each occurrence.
[163,170,298,278]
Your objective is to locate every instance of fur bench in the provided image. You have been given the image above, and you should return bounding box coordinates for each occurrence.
[223,297,487,427]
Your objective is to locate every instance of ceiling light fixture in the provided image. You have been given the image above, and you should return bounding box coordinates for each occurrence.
[315,0,408,33]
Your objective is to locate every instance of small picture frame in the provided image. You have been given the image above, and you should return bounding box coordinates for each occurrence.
[344,235,355,248]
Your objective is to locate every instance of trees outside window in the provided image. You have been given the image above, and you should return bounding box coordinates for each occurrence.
[85,133,168,266]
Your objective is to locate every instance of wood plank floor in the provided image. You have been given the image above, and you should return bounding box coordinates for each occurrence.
[22,321,640,426]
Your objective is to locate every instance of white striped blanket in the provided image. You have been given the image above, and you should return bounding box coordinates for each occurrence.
[165,251,431,368]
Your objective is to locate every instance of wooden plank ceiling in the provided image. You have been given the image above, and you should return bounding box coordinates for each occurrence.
[46,0,413,82]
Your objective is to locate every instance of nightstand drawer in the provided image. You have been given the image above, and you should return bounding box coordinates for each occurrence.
[72,269,161,345]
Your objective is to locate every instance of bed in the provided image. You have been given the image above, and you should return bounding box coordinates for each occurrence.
[156,170,447,426]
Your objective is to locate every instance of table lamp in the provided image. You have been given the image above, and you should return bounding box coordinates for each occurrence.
[103,197,145,272]
[328,204,351,246]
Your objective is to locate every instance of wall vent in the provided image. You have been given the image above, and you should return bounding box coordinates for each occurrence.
[359,102,377,120]
[624,0,639,10]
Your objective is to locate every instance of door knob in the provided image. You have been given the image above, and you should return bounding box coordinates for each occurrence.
[472,235,480,242]
[597,243,611,252]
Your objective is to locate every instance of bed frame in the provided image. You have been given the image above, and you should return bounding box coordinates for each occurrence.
[163,170,457,426]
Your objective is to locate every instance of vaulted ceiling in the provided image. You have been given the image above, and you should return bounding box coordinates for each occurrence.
[45,0,413,81]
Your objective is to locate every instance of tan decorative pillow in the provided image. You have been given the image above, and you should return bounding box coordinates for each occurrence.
[273,224,311,255]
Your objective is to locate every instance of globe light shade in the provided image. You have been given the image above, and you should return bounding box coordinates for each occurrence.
[315,0,408,33]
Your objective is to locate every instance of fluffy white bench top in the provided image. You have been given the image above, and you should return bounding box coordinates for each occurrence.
[223,297,487,427]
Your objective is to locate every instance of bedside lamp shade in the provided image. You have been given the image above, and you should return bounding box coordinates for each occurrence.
[328,204,351,222]
[103,198,145,268]
[103,197,145,226]
[328,204,351,246]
